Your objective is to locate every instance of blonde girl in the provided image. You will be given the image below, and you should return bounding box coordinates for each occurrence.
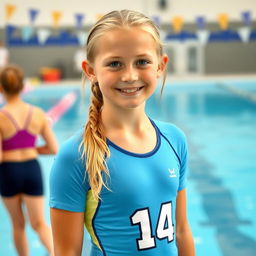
[50,9,195,256]
[0,65,57,256]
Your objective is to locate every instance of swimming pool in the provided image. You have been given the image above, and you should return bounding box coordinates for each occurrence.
[0,80,255,255]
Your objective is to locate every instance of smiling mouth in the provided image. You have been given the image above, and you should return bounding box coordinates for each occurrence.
[117,86,144,93]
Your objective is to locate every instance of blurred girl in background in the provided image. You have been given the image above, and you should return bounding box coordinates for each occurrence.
[0,65,57,256]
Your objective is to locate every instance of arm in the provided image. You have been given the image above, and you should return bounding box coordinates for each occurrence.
[0,132,2,163]
[50,208,84,256]
[176,189,195,256]
[37,113,58,155]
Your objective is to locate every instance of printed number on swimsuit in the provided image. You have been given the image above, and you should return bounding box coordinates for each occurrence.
[130,201,174,250]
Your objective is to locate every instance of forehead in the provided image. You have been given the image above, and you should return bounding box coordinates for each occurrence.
[94,27,158,58]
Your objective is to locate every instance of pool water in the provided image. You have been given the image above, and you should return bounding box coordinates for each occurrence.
[0,81,255,256]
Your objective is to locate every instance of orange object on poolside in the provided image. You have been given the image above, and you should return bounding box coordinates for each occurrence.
[40,68,61,82]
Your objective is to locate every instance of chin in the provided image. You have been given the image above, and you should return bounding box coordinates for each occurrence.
[123,101,145,109]
[126,105,139,109]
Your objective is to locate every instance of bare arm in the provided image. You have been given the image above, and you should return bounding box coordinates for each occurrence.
[37,114,58,155]
[0,132,2,163]
[176,189,195,256]
[50,208,85,256]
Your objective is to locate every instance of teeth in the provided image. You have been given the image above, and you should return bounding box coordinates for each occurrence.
[120,87,140,93]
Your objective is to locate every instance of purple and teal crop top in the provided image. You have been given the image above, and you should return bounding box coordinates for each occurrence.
[1,106,37,151]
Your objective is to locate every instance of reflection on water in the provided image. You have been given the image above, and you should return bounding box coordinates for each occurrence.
[147,83,256,121]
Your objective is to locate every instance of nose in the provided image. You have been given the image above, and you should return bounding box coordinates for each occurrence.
[121,66,138,83]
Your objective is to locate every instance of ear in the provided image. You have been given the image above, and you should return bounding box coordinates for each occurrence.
[157,54,168,78]
[82,60,97,83]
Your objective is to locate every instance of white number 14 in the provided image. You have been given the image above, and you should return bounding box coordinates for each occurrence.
[130,201,174,250]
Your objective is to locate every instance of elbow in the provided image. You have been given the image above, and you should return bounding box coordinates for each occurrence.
[44,144,58,155]
[50,146,58,155]
[176,223,192,240]
[49,141,58,155]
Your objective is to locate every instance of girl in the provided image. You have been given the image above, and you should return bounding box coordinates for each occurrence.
[50,10,195,256]
[0,65,58,256]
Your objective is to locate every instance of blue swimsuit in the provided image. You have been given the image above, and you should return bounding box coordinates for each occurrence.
[50,120,188,256]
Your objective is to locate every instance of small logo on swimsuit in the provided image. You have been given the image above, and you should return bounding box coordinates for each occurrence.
[168,168,177,178]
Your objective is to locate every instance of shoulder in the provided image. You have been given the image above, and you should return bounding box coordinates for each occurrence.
[0,109,6,119]
[51,130,86,189]
[50,130,88,212]
[28,105,46,122]
[31,105,45,116]
[0,110,6,128]
[152,119,188,163]
[0,107,10,125]
[55,130,84,164]
[30,105,51,126]
[152,119,187,143]
[60,130,83,153]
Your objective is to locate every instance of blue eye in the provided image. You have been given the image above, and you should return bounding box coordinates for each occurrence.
[108,61,122,68]
[136,59,150,66]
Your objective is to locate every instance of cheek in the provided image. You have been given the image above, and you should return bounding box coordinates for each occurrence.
[146,71,159,93]
[145,70,158,84]
[97,70,117,85]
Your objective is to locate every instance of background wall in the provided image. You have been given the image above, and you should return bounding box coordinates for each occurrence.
[1,0,256,26]
[205,42,256,74]
[0,0,256,77]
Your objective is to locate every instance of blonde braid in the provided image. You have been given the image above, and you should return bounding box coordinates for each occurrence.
[81,82,110,199]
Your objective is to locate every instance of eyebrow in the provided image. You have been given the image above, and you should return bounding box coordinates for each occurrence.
[104,54,153,60]
[136,54,153,58]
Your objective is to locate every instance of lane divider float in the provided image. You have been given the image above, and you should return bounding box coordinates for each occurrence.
[47,91,77,126]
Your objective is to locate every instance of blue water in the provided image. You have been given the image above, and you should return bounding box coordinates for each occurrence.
[0,81,256,255]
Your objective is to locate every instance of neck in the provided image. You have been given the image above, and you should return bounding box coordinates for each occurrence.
[101,104,150,132]
[4,94,22,105]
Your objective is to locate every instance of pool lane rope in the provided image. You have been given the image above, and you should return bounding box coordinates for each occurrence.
[47,91,77,126]
[217,83,256,103]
